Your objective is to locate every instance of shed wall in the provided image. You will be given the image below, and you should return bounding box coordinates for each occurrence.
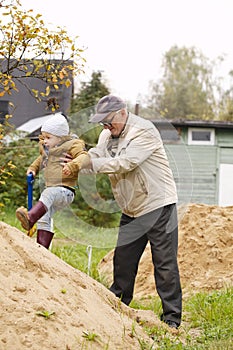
[165,144,218,205]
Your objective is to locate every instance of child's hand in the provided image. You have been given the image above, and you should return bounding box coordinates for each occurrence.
[62,164,71,176]
[27,169,35,176]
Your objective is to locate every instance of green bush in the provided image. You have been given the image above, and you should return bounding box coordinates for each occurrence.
[0,136,39,208]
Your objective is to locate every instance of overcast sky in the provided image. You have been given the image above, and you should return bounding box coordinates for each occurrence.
[20,0,233,104]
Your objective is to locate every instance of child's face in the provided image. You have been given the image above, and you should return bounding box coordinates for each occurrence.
[42,132,61,149]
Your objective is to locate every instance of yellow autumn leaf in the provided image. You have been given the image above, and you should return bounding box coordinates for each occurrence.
[45,86,50,96]
[65,79,71,88]
[59,71,64,80]
[32,89,39,98]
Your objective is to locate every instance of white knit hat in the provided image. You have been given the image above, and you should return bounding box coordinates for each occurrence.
[41,113,69,136]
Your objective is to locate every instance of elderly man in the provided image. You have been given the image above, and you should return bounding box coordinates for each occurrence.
[78,95,182,329]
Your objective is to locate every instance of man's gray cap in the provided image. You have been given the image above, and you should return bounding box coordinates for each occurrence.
[89,95,126,123]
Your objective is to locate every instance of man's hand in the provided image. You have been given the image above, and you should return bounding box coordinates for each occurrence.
[60,152,93,170]
[60,152,73,167]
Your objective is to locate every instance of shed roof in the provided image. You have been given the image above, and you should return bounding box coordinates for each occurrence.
[151,119,233,129]
[171,119,233,129]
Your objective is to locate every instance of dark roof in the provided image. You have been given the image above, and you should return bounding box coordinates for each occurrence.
[167,119,233,129]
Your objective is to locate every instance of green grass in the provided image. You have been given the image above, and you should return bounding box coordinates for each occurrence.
[129,288,233,349]
[52,241,110,283]
[184,289,233,346]
[2,207,233,349]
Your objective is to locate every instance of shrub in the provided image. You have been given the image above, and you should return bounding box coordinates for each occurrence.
[0,136,39,208]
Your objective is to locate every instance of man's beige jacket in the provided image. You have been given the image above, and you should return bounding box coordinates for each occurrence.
[88,113,178,217]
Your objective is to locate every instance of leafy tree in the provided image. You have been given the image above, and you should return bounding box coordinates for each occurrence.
[218,70,233,121]
[70,71,110,147]
[0,0,85,207]
[71,71,110,114]
[148,45,223,120]
[0,0,85,102]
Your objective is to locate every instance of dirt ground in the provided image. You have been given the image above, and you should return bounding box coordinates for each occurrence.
[0,203,233,349]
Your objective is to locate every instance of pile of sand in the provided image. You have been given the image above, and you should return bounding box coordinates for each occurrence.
[0,222,159,350]
[98,204,233,299]
[1,203,233,349]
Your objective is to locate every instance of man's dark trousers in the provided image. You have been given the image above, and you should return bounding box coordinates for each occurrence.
[110,204,182,326]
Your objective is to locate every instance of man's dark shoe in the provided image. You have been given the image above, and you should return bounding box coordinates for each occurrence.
[164,320,179,329]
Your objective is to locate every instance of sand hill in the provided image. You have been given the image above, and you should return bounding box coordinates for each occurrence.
[0,222,158,350]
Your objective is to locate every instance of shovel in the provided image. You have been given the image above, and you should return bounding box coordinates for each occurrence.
[27,173,36,237]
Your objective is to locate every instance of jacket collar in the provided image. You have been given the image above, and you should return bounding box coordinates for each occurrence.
[120,112,134,137]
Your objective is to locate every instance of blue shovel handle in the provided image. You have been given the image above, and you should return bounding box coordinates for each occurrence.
[27,173,34,210]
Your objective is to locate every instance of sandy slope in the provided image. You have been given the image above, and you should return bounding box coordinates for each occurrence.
[0,222,159,350]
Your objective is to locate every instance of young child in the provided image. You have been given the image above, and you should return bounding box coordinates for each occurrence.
[16,113,89,249]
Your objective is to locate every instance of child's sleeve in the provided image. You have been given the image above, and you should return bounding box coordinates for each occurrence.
[27,155,42,175]
[66,140,90,174]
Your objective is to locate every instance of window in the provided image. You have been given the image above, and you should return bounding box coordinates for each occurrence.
[188,127,215,145]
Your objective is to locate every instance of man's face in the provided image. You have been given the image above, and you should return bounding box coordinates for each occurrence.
[100,109,127,137]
